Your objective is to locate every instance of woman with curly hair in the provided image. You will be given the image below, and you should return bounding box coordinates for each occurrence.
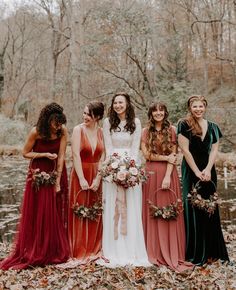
[141,102,193,272]
[177,95,229,265]
[99,92,150,267]
[0,102,69,270]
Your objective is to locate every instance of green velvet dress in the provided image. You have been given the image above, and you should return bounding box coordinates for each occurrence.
[177,120,229,265]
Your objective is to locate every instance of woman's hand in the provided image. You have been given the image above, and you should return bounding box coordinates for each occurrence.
[167,153,177,165]
[90,178,100,192]
[79,178,89,190]
[55,182,61,193]
[202,168,211,181]
[195,170,205,181]
[46,153,57,159]
[161,175,171,189]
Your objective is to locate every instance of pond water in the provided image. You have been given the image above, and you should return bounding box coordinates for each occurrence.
[0,156,235,243]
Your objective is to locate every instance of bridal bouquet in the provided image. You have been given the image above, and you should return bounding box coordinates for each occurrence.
[99,152,147,188]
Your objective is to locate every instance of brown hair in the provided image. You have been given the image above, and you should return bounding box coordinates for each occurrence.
[146,102,173,155]
[108,92,136,134]
[36,102,66,140]
[87,101,104,121]
[185,95,208,136]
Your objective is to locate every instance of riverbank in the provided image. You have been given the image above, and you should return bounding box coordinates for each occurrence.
[0,155,236,289]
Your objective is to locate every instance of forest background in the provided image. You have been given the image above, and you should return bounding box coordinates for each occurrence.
[0,0,235,154]
[0,1,236,289]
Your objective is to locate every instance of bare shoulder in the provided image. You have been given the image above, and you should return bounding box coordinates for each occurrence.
[73,124,82,132]
[29,127,39,139]
[61,124,68,134]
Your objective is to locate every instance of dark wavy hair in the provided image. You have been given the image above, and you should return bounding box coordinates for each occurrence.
[108,92,136,134]
[185,95,208,136]
[36,102,67,140]
[146,102,173,155]
[86,101,104,121]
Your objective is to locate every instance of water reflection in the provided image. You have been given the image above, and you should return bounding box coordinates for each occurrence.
[0,156,235,243]
[218,178,236,227]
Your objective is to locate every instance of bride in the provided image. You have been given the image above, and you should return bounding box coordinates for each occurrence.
[100,92,150,267]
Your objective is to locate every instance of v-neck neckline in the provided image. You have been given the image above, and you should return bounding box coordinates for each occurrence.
[200,120,209,142]
[82,126,98,156]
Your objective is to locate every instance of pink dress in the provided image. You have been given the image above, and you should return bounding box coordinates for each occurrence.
[142,127,193,272]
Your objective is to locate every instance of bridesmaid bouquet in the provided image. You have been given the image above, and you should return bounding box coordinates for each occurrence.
[188,181,221,215]
[148,188,182,220]
[99,152,147,188]
[148,199,182,220]
[30,168,57,191]
[72,202,103,221]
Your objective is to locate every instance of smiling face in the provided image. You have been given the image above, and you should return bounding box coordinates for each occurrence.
[50,119,62,134]
[112,95,127,118]
[189,100,206,119]
[148,103,168,126]
[152,105,166,124]
[83,106,97,127]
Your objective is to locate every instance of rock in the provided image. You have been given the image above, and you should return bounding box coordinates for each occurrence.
[0,145,22,156]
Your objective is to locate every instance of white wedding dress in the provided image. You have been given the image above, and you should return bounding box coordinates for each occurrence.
[99,117,150,267]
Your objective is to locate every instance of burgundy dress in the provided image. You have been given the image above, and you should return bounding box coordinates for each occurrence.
[0,138,69,270]
[142,127,193,272]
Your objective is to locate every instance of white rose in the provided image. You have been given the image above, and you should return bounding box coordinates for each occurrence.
[129,167,138,176]
[120,165,126,172]
[117,171,126,181]
[111,161,119,169]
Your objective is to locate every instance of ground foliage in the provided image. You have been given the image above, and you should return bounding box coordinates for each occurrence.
[0,229,236,290]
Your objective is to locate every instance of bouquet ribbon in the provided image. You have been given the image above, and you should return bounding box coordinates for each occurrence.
[114,186,127,240]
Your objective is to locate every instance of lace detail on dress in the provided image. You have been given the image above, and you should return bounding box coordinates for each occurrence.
[103,118,141,161]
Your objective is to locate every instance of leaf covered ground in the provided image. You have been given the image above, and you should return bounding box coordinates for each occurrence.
[0,228,236,290]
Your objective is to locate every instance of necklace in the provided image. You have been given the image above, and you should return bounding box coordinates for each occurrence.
[155,128,162,135]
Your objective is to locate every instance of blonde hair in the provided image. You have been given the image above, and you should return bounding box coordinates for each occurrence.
[186,95,207,136]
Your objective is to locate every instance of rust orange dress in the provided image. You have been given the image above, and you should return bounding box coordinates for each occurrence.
[68,126,104,262]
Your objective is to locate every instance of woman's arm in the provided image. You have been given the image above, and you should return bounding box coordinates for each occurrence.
[202,141,219,181]
[141,141,176,164]
[71,125,89,190]
[130,118,141,161]
[90,128,105,191]
[161,144,177,189]
[103,118,113,157]
[55,126,68,192]
[22,127,57,160]
[178,133,204,180]
[90,151,105,191]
